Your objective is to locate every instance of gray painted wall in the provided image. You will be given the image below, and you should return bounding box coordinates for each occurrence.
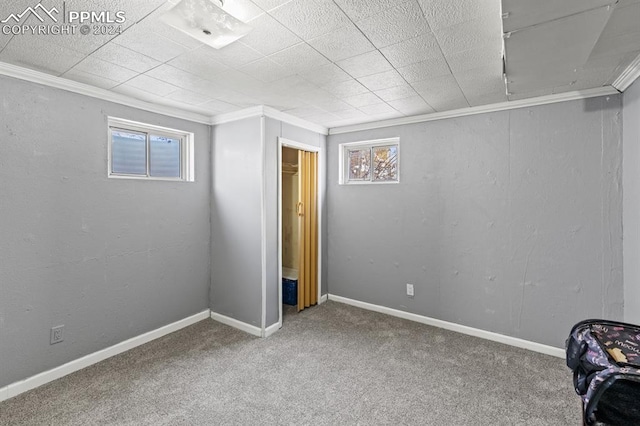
[264,118,327,327]
[210,117,263,327]
[327,96,624,348]
[624,79,640,325]
[0,76,211,388]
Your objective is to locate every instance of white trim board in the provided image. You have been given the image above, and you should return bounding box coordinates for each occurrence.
[0,310,210,403]
[0,62,211,125]
[210,106,329,136]
[612,53,640,92]
[210,311,262,337]
[264,322,281,338]
[327,295,565,358]
[329,86,619,135]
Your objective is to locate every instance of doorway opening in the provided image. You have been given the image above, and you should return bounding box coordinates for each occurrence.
[279,139,320,324]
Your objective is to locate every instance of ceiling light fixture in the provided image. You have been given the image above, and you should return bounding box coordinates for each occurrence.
[160,0,252,49]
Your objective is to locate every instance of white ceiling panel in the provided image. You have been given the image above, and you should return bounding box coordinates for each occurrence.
[0,35,84,76]
[375,84,418,102]
[412,74,469,110]
[152,23,204,50]
[269,0,351,40]
[434,14,502,55]
[378,33,441,68]
[268,42,331,73]
[251,0,294,12]
[357,69,408,91]
[205,42,264,68]
[397,57,451,83]
[267,75,321,94]
[445,44,502,74]
[331,0,399,21]
[200,98,240,113]
[72,56,138,83]
[239,57,297,82]
[168,48,231,79]
[335,50,393,78]
[165,88,212,105]
[307,24,376,61]
[501,0,613,32]
[589,2,640,60]
[388,95,435,115]
[220,0,265,21]
[91,43,161,74]
[113,25,190,62]
[359,102,398,115]
[124,74,181,96]
[238,13,301,55]
[308,94,353,113]
[61,69,120,90]
[283,105,328,118]
[298,63,353,86]
[355,1,430,48]
[343,92,384,108]
[322,78,369,97]
[144,64,208,91]
[112,84,167,103]
[419,0,500,31]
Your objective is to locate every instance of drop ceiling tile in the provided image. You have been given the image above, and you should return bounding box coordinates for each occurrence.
[343,92,384,107]
[112,84,168,104]
[502,0,612,32]
[454,65,505,96]
[0,36,85,75]
[419,0,500,31]
[298,63,353,86]
[428,95,469,111]
[61,69,120,90]
[239,57,297,82]
[301,112,343,125]
[445,44,503,74]
[284,105,328,118]
[201,99,241,113]
[322,78,369,97]
[397,57,451,83]
[165,88,212,105]
[379,33,441,68]
[252,0,293,11]
[310,95,354,113]
[307,24,376,61]
[332,0,398,21]
[355,1,430,48]
[412,73,469,110]
[221,0,265,21]
[238,13,301,55]
[268,42,331,74]
[152,23,204,50]
[113,25,190,62]
[332,107,370,120]
[124,74,180,96]
[72,56,138,83]
[268,75,321,94]
[144,64,207,91]
[374,84,418,101]
[359,102,397,115]
[336,50,393,78]
[91,43,161,74]
[357,69,407,91]
[261,93,308,110]
[213,70,265,93]
[387,95,435,115]
[269,0,351,40]
[465,92,508,106]
[168,48,231,80]
[434,14,502,55]
[206,42,265,67]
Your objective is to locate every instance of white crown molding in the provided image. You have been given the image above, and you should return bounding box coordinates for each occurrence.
[327,295,565,358]
[210,105,329,135]
[0,310,210,403]
[612,52,640,92]
[0,62,212,124]
[329,86,620,135]
[210,311,262,337]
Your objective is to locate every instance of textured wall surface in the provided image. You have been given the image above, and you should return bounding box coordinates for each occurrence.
[327,96,624,348]
[210,117,263,327]
[624,79,640,325]
[0,76,211,388]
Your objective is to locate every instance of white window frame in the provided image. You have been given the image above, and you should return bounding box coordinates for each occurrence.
[107,117,195,182]
[338,137,400,185]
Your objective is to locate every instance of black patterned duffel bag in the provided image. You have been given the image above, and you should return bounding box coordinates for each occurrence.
[566,319,640,425]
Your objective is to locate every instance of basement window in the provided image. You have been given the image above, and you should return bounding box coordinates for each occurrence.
[338,138,399,185]
[108,117,195,182]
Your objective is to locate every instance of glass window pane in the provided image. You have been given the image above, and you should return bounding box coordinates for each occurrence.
[111,130,147,175]
[149,135,181,178]
[372,145,398,181]
[348,148,370,181]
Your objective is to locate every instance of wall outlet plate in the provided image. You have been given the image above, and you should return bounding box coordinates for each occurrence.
[51,325,64,344]
[406,283,414,297]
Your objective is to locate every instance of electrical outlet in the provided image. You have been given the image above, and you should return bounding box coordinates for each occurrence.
[50,325,64,345]
[406,283,414,297]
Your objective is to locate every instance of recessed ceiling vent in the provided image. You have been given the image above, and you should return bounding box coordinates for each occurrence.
[160,0,252,49]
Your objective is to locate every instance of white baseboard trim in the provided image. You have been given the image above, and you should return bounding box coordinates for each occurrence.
[0,310,211,403]
[327,295,565,358]
[210,312,262,337]
[319,294,328,304]
[264,322,280,338]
